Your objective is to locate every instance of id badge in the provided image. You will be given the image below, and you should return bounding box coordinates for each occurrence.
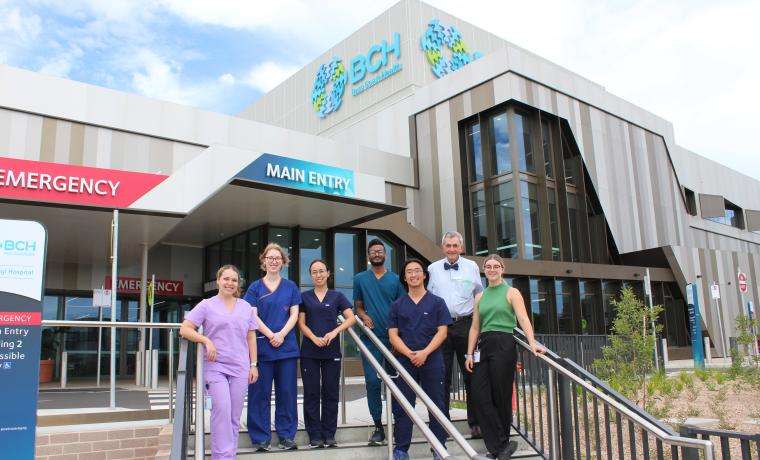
[473,350,481,363]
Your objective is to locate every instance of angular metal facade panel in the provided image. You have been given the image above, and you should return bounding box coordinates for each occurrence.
[698,194,726,218]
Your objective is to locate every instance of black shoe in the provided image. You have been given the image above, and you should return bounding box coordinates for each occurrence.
[324,438,338,448]
[470,425,482,439]
[368,425,385,445]
[497,441,518,460]
[278,438,298,450]
[253,441,270,452]
[308,439,324,448]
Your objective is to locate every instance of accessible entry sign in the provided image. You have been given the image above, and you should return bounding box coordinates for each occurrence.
[0,219,47,459]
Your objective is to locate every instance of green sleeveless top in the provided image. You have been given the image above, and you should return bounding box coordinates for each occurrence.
[479,282,516,333]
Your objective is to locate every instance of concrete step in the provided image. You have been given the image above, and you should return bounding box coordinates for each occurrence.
[190,419,477,449]
[192,435,538,459]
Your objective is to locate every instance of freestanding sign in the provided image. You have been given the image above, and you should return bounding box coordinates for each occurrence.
[0,219,47,459]
[686,283,705,369]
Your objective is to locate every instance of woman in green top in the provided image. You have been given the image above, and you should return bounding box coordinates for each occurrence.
[464,254,543,460]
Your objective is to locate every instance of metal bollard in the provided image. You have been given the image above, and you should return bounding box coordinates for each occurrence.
[661,338,669,365]
[145,351,152,388]
[60,352,67,389]
[135,351,142,386]
[151,349,159,390]
[704,337,712,363]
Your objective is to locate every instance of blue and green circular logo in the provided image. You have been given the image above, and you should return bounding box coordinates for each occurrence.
[311,57,347,118]
[421,19,483,79]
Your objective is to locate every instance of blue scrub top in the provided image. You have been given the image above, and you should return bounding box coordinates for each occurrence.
[243,278,302,361]
[388,292,452,354]
[352,269,406,339]
[299,289,352,359]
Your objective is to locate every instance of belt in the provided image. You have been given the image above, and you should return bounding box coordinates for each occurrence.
[451,314,472,323]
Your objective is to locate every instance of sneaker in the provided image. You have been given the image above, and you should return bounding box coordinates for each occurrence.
[324,438,338,448]
[470,425,482,439]
[252,441,270,452]
[278,438,298,450]
[497,441,518,460]
[392,448,410,460]
[308,439,324,448]
[368,425,385,445]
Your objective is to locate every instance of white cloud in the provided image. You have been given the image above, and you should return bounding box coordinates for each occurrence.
[0,6,42,42]
[244,61,299,93]
[38,47,84,77]
[218,73,235,85]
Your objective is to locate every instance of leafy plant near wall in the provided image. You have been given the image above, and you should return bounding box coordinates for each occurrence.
[593,287,663,406]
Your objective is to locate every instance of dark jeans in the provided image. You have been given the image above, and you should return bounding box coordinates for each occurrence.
[471,332,517,456]
[442,315,477,427]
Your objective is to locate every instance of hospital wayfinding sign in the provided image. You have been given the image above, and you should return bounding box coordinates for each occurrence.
[236,154,355,197]
[0,219,47,459]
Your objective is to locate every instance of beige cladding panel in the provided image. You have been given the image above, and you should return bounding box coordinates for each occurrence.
[699,194,725,218]
[745,210,760,232]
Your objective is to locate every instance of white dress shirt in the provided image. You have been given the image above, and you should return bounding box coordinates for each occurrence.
[427,256,483,318]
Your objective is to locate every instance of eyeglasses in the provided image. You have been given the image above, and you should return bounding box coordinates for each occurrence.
[405,268,424,275]
[265,256,283,262]
[484,264,502,270]
[310,269,327,275]
[368,249,385,255]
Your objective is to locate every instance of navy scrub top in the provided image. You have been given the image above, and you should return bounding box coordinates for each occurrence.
[243,278,302,362]
[388,292,452,355]
[299,289,352,359]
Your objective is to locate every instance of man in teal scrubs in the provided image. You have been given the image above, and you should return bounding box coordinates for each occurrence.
[353,238,406,444]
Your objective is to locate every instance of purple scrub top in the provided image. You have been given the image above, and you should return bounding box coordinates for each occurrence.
[184,296,258,379]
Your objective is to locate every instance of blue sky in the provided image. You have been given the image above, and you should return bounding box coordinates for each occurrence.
[1,0,758,179]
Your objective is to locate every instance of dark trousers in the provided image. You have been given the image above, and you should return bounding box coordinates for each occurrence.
[392,352,447,453]
[471,332,517,456]
[442,315,477,427]
[300,357,341,442]
[247,358,298,444]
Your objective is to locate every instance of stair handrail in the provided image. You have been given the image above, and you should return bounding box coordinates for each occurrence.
[169,338,190,460]
[344,315,489,460]
[510,330,715,459]
[342,317,480,460]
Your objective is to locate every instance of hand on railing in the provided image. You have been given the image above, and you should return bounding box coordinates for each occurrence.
[530,341,547,357]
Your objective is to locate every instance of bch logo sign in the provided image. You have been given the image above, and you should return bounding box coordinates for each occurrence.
[311,32,403,118]
[421,19,483,78]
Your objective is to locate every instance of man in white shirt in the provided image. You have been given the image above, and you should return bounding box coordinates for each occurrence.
[426,231,484,437]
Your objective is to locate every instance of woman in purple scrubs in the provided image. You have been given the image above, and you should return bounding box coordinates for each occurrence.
[180,265,259,460]
[298,259,356,448]
[244,243,302,451]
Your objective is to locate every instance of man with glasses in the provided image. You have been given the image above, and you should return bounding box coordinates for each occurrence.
[427,231,483,438]
[353,238,405,445]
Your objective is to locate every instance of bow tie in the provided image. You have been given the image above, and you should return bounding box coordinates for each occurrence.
[444,262,459,271]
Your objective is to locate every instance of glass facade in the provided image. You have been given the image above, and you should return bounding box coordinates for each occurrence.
[489,112,511,174]
[492,182,517,258]
[521,181,541,259]
[466,120,483,182]
[514,112,534,173]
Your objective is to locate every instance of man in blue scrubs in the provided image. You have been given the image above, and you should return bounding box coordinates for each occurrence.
[388,258,452,460]
[353,238,406,444]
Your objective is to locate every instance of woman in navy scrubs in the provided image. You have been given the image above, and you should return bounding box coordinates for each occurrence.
[388,258,452,460]
[298,259,356,448]
[243,243,302,451]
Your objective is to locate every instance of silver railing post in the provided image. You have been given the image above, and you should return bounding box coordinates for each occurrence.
[151,348,159,390]
[109,209,119,409]
[340,330,346,424]
[195,327,205,458]
[60,351,67,389]
[385,383,393,460]
[168,329,175,422]
[548,368,559,460]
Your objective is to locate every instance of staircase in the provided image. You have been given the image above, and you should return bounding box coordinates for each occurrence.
[187,420,542,459]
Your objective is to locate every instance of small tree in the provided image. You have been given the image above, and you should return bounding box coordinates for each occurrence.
[735,313,760,369]
[593,287,663,406]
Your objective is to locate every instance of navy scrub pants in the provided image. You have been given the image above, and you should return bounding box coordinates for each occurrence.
[391,352,447,453]
[247,357,298,444]
[300,357,341,442]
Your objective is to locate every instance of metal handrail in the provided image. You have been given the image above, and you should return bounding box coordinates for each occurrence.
[42,320,181,329]
[343,319,456,459]
[510,332,715,459]
[345,315,489,460]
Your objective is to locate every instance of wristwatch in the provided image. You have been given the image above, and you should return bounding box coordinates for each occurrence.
[250,361,258,368]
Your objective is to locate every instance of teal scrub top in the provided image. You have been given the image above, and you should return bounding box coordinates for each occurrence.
[352,269,405,339]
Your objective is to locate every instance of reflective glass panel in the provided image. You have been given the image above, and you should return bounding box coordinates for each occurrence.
[471,190,488,256]
[466,121,483,182]
[521,181,542,259]
[489,112,511,175]
[492,182,517,258]
[514,112,535,173]
[299,230,326,288]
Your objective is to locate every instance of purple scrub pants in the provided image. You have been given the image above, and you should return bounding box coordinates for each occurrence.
[206,370,249,459]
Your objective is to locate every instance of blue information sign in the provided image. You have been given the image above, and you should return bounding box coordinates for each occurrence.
[0,219,47,459]
[686,283,705,369]
[236,153,355,197]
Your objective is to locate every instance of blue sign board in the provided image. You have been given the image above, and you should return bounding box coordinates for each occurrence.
[237,154,355,197]
[0,219,47,459]
[686,283,705,369]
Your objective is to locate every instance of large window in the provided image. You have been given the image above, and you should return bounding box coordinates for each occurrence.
[299,230,326,289]
[465,120,483,182]
[579,280,603,334]
[541,118,554,179]
[489,112,511,175]
[567,193,581,262]
[547,188,561,260]
[471,190,489,256]
[529,277,555,334]
[514,112,534,173]
[521,181,541,259]
[492,182,517,258]
[555,279,578,334]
